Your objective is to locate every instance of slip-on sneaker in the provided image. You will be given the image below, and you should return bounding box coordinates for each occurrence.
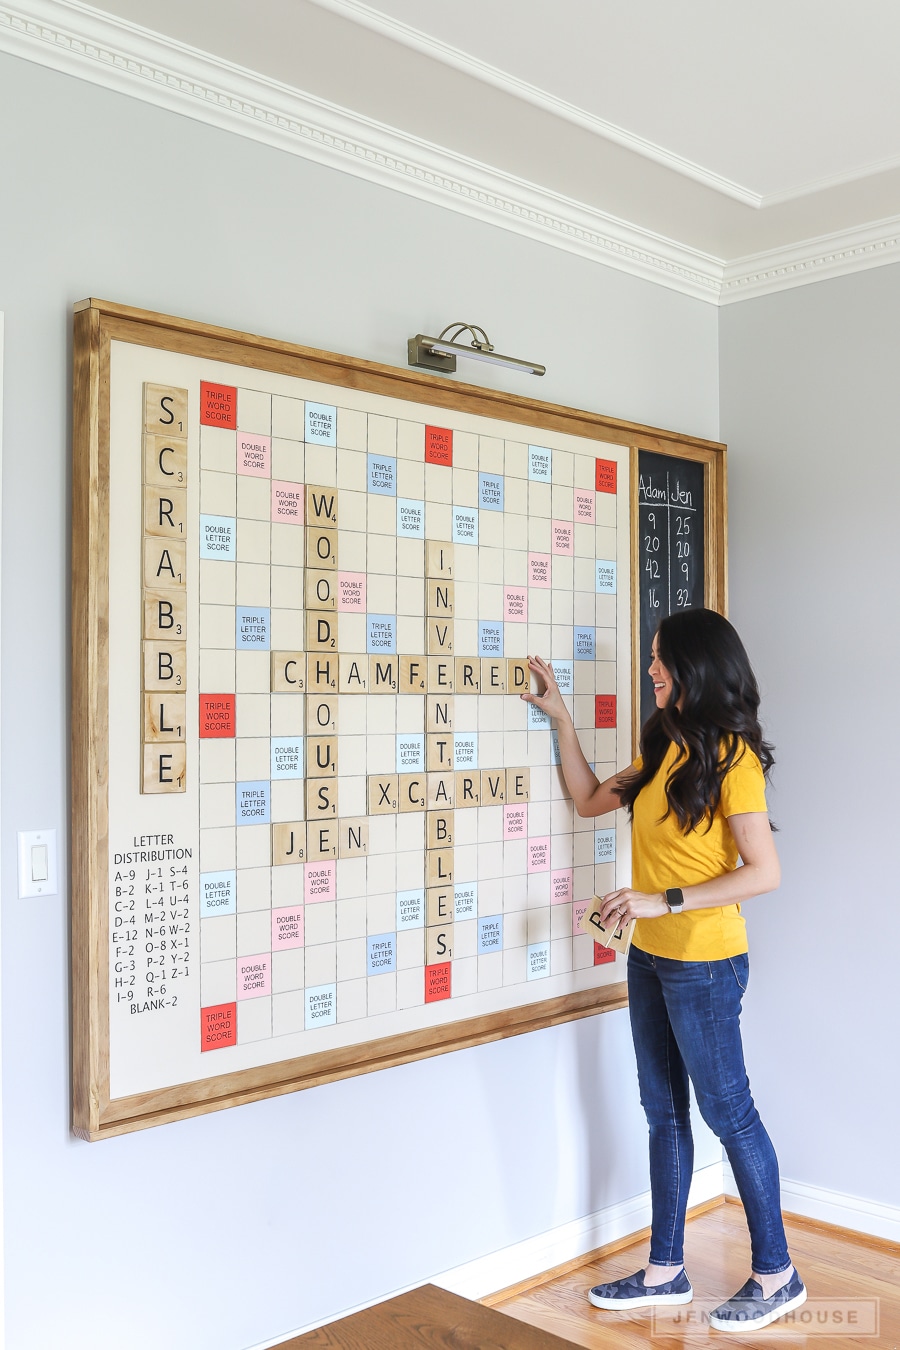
[709,1270,807,1331]
[588,1267,693,1309]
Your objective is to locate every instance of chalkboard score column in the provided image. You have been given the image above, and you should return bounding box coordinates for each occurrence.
[630,445,727,745]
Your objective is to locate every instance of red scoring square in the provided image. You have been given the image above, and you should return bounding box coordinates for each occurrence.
[201,1002,237,1051]
[595,694,617,728]
[200,381,237,428]
[594,943,616,966]
[425,426,453,466]
[425,961,452,1003]
[200,693,235,738]
[595,458,617,494]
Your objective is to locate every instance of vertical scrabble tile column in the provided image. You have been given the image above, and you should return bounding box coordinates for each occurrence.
[424,538,454,1000]
[141,383,188,793]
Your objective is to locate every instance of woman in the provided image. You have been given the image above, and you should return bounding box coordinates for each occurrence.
[523,608,806,1333]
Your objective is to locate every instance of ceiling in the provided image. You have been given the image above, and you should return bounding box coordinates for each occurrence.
[7,0,900,301]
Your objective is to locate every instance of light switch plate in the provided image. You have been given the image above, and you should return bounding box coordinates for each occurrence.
[17,829,58,898]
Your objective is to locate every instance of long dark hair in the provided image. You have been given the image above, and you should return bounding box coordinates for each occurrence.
[616,609,774,831]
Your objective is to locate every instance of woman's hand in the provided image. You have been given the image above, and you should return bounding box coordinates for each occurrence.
[598,888,667,926]
[521,655,571,724]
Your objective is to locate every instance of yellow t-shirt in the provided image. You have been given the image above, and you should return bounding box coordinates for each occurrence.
[630,740,768,961]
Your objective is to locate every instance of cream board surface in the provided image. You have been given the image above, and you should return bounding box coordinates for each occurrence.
[107,338,632,1100]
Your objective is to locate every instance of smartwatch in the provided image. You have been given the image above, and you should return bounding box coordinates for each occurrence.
[665,888,685,914]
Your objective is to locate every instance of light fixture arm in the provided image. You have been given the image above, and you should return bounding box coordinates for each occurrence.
[436,322,494,353]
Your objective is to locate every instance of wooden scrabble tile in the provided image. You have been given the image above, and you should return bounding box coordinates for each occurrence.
[426,772,454,810]
[368,774,399,814]
[427,657,454,693]
[143,692,186,742]
[306,820,339,861]
[305,610,338,652]
[305,484,338,526]
[455,658,480,694]
[143,588,187,642]
[143,432,187,489]
[272,821,307,866]
[481,769,506,804]
[307,736,337,777]
[398,774,426,812]
[480,659,506,693]
[455,772,480,807]
[305,568,337,610]
[339,654,368,693]
[427,810,454,849]
[143,382,188,436]
[305,525,338,570]
[399,655,427,693]
[144,538,186,589]
[579,902,634,955]
[143,485,188,541]
[141,742,186,794]
[426,618,454,655]
[142,640,186,692]
[307,654,338,693]
[271,651,306,692]
[425,539,454,578]
[306,778,338,818]
[426,849,454,886]
[368,655,398,693]
[307,696,338,734]
[506,767,530,802]
[425,696,453,732]
[426,578,454,617]
[426,887,454,926]
[426,733,454,773]
[426,923,454,964]
[339,817,369,858]
[507,659,530,695]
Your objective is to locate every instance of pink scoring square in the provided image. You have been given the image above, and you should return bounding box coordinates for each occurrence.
[528,837,551,872]
[528,553,551,589]
[504,805,528,839]
[237,954,271,1000]
[574,489,595,524]
[304,861,335,903]
[338,572,367,611]
[504,587,528,622]
[271,906,304,950]
[551,868,573,904]
[552,520,574,554]
[573,900,591,936]
[237,432,271,477]
[272,480,303,523]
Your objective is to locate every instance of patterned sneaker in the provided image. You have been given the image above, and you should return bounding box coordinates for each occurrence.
[588,1267,693,1309]
[709,1270,807,1331]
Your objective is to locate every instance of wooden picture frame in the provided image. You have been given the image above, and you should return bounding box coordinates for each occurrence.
[72,299,726,1140]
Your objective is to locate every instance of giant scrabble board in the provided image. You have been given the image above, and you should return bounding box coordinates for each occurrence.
[72,301,649,1139]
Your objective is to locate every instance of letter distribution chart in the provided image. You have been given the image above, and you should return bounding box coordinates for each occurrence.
[82,312,636,1134]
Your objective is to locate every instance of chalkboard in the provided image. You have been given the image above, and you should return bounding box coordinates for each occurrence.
[635,450,715,731]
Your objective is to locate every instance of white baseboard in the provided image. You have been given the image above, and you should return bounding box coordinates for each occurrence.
[723,1164,900,1245]
[247,1161,724,1348]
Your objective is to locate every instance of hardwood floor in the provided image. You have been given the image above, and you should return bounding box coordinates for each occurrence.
[492,1199,900,1348]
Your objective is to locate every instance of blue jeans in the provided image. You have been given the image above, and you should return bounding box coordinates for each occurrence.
[627,945,790,1274]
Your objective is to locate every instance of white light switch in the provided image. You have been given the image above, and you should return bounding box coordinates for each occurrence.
[17,829,58,898]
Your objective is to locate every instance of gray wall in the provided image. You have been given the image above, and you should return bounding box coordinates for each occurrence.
[0,53,720,1350]
[720,267,900,1209]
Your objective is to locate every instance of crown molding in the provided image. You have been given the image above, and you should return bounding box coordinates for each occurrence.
[721,217,900,303]
[0,0,722,302]
[306,0,763,209]
[3,0,900,307]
